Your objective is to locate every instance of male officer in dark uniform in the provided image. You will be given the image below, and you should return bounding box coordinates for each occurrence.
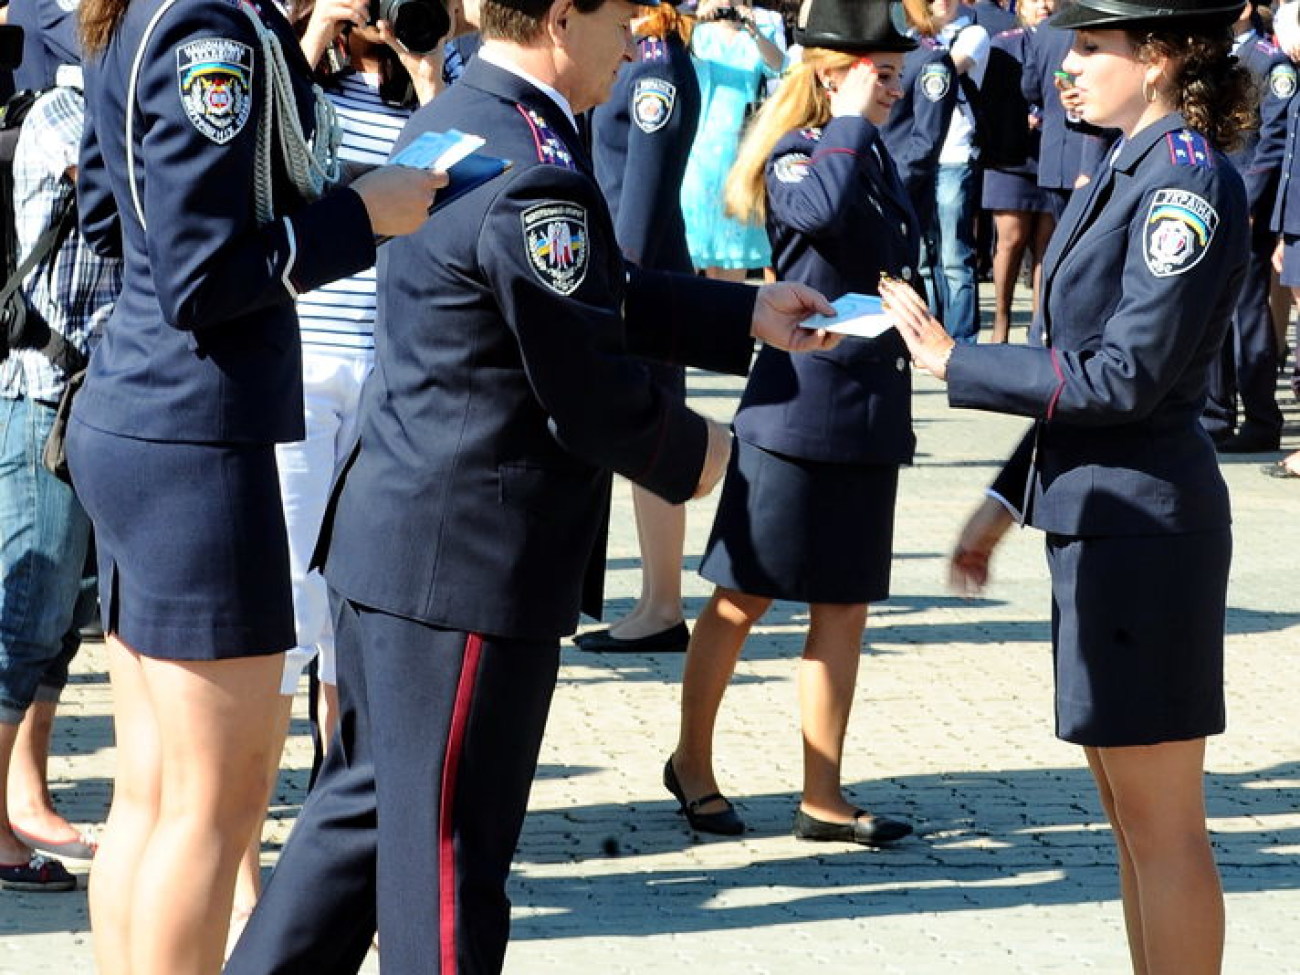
[225,0,836,971]
[1203,0,1292,452]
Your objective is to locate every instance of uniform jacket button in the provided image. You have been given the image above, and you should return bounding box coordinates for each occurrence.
[901,266,913,280]
[896,357,907,372]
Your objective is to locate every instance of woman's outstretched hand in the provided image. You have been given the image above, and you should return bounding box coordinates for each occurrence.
[879,276,955,381]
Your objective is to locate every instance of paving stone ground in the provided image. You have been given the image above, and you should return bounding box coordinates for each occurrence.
[3,300,1299,974]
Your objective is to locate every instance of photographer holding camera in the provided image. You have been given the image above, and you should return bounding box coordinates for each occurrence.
[225,0,463,950]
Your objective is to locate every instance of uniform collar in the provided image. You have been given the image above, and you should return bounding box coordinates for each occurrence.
[476,45,579,133]
[1111,112,1189,174]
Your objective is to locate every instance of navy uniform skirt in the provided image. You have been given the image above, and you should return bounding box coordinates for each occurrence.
[982,168,1054,214]
[699,439,898,604]
[1046,528,1230,747]
[66,417,294,660]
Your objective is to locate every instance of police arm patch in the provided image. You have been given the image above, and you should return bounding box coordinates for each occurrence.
[1270,62,1298,99]
[1143,188,1218,278]
[176,38,255,145]
[773,152,812,183]
[522,202,589,295]
[920,63,951,102]
[633,78,676,134]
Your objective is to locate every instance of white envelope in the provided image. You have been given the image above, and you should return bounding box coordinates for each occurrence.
[799,292,896,339]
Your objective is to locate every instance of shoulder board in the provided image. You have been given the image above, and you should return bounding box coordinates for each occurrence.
[1000,27,1025,37]
[799,127,824,142]
[638,35,668,62]
[516,105,576,170]
[1164,129,1214,168]
[1254,38,1282,55]
[918,36,942,51]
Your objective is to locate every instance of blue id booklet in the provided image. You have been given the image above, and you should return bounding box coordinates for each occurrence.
[390,130,512,210]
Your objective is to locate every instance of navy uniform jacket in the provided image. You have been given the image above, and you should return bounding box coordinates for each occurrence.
[1232,27,1294,215]
[1022,23,1114,191]
[881,38,957,226]
[732,118,917,465]
[75,0,374,444]
[947,114,1247,535]
[592,32,700,271]
[319,57,759,642]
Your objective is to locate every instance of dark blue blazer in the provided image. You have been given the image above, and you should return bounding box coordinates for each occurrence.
[948,114,1247,536]
[75,0,374,444]
[1022,23,1114,191]
[881,38,957,227]
[970,0,1017,38]
[1232,27,1294,215]
[319,57,759,642]
[592,32,699,272]
[732,117,917,466]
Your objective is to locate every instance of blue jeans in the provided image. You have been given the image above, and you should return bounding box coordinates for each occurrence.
[0,395,97,724]
[936,162,981,344]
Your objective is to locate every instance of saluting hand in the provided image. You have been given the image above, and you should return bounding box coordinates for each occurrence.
[878,277,954,380]
[300,0,370,68]
[351,165,448,237]
[749,282,841,353]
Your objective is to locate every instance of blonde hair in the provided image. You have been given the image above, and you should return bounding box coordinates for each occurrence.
[723,48,860,225]
[902,0,936,37]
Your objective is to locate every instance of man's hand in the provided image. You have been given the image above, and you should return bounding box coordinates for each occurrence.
[692,417,733,499]
[750,282,841,353]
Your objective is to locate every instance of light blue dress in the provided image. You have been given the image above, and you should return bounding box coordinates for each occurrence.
[681,20,784,270]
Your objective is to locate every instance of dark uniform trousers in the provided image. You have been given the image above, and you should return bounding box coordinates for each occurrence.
[228,596,559,975]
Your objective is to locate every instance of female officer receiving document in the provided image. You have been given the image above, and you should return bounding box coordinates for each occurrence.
[883,0,1251,970]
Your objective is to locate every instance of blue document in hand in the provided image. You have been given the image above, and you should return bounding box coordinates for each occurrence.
[390,130,512,210]
[799,292,896,339]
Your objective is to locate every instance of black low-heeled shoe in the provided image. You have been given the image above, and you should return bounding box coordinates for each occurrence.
[792,808,912,847]
[662,757,745,836]
[573,621,690,653]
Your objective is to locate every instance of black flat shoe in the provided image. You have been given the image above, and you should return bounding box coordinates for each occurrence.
[663,757,745,836]
[573,621,689,653]
[792,808,912,847]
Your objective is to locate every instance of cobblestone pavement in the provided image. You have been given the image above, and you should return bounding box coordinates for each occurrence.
[3,306,1299,974]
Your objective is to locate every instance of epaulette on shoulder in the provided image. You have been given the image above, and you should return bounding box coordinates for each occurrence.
[638,35,668,62]
[1254,37,1282,56]
[799,126,824,142]
[919,35,942,51]
[1000,26,1025,38]
[516,105,576,170]
[1164,129,1214,168]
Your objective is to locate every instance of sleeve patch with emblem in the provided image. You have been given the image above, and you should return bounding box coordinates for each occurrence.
[920,63,951,102]
[1143,188,1218,278]
[773,152,812,183]
[633,78,676,134]
[1271,62,1298,99]
[522,202,589,295]
[176,38,255,145]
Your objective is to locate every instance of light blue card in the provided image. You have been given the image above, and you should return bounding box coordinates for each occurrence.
[799,292,896,339]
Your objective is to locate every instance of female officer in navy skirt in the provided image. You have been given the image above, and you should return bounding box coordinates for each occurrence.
[884,0,1251,966]
[579,1,701,654]
[664,0,917,846]
[68,0,439,968]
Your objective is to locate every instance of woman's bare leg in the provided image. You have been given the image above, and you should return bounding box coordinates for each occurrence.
[798,603,869,821]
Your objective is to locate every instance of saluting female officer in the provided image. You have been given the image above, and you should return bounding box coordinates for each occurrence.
[883,0,1251,967]
[68,0,439,968]
[665,0,917,846]
[579,0,701,654]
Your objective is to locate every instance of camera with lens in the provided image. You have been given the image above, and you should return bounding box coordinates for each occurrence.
[708,4,742,21]
[370,0,449,54]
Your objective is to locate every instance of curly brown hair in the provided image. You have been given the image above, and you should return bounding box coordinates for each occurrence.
[1131,22,1256,154]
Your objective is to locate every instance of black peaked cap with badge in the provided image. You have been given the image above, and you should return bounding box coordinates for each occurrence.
[1050,0,1242,30]
[795,0,918,53]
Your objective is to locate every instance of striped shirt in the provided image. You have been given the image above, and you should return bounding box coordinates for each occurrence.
[296,72,412,352]
[1,86,122,404]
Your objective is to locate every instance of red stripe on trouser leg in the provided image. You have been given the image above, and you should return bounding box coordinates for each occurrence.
[439,632,485,975]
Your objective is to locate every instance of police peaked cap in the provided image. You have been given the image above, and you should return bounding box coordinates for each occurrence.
[1049,0,1243,30]
[795,0,919,53]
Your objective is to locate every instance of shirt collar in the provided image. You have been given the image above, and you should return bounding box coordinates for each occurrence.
[478,45,578,132]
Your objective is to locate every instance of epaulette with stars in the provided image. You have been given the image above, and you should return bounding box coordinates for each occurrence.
[638,36,668,62]
[516,105,576,170]
[1165,129,1213,168]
